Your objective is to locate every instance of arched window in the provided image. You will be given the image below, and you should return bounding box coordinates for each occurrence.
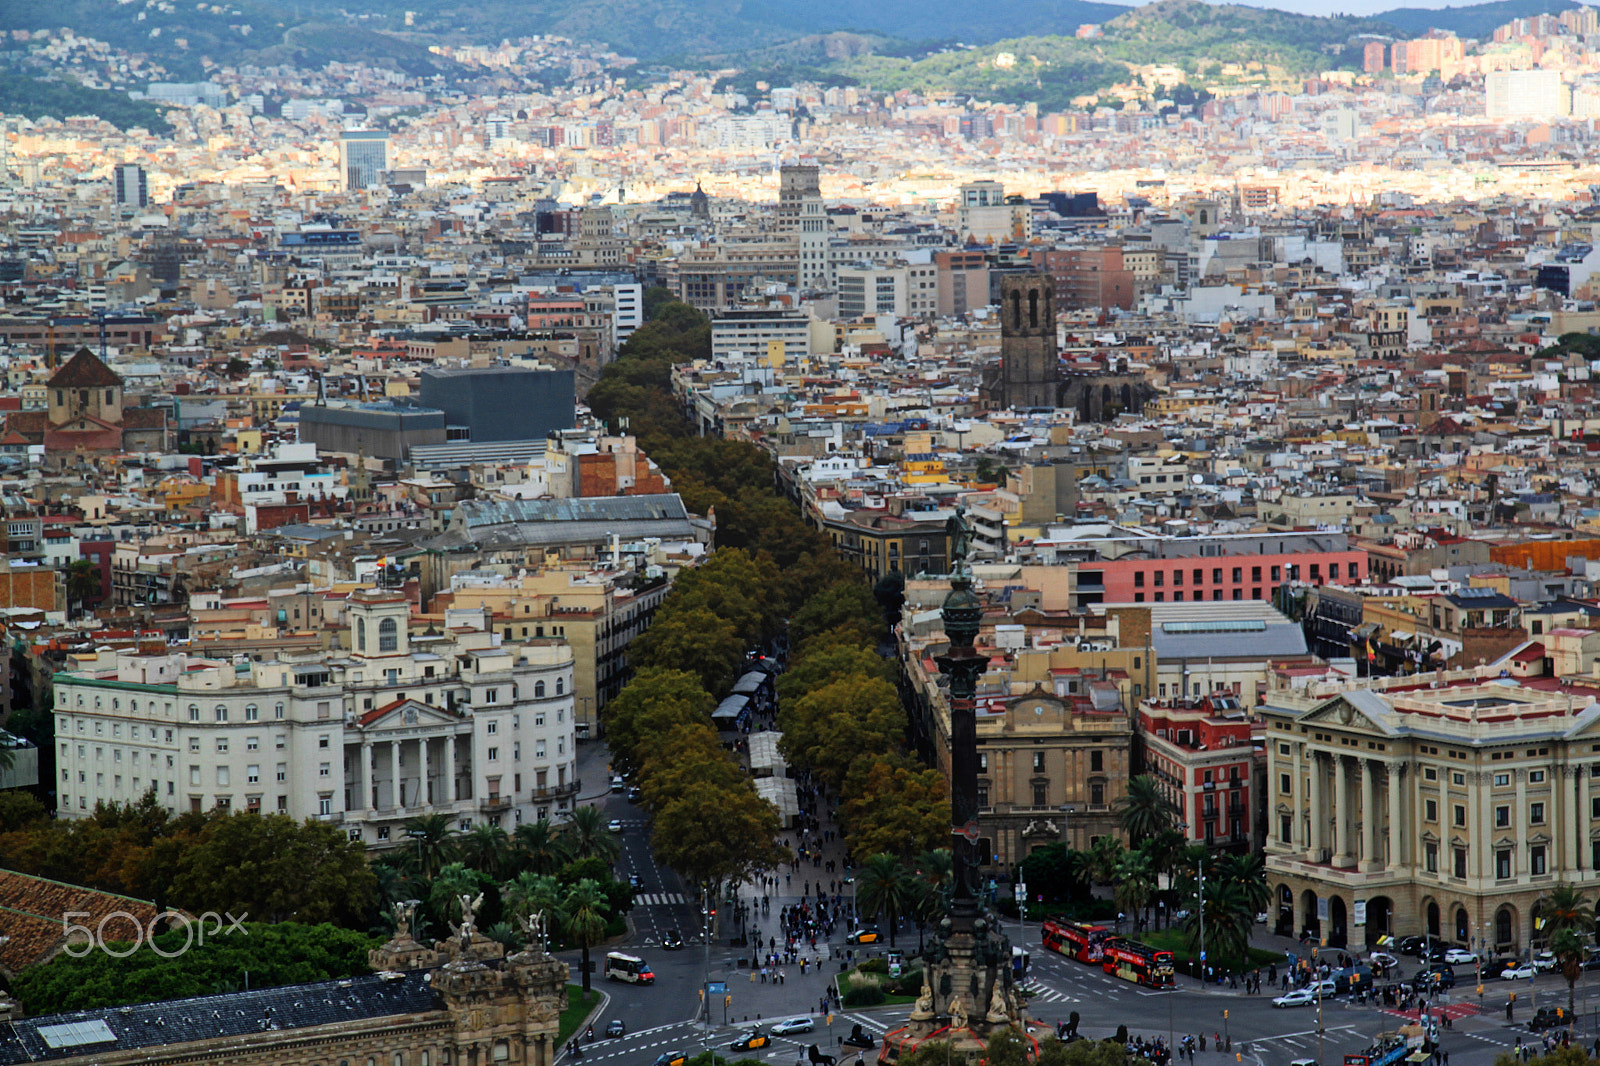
[535,681,546,698]
[1028,289,1039,328]
[215,705,228,723]
[1009,290,1022,329]
[356,617,367,652]
[275,702,285,719]
[129,700,137,712]
[1495,907,1514,945]
[378,617,398,653]
[188,704,200,722]
[1454,906,1469,943]
[556,678,564,696]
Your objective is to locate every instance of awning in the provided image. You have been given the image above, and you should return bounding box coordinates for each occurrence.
[1351,623,1379,638]
[1388,630,1413,642]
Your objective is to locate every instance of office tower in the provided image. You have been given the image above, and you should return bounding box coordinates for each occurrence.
[113,163,148,208]
[1486,70,1568,120]
[340,129,390,191]
[778,164,829,290]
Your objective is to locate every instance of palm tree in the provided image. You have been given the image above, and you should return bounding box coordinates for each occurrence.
[856,853,915,947]
[1551,926,1588,1019]
[1114,775,1181,845]
[513,818,571,876]
[1184,879,1254,968]
[1086,835,1126,887]
[1535,883,1594,1021]
[1214,852,1270,919]
[504,871,563,931]
[401,812,458,880]
[1534,882,1594,938]
[557,805,621,865]
[1114,850,1156,930]
[561,878,611,992]
[459,824,512,879]
[910,849,953,949]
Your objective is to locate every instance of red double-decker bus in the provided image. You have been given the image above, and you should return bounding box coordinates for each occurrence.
[1101,940,1175,988]
[1041,919,1114,964]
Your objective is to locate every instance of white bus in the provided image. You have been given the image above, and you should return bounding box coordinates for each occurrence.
[605,952,655,984]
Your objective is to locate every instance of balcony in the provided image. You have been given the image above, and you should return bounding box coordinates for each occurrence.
[533,779,581,800]
[480,795,512,813]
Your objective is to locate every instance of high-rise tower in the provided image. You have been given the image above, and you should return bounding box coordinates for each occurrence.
[340,129,390,191]
[778,164,829,290]
[113,163,148,209]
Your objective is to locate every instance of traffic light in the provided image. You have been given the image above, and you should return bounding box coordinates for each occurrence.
[1223,1010,1228,1020]
[725,996,732,1007]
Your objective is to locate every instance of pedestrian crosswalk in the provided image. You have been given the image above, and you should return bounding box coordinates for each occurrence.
[1019,978,1077,1004]
[635,892,689,907]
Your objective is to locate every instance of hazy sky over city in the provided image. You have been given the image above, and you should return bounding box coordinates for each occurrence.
[1105,0,1479,18]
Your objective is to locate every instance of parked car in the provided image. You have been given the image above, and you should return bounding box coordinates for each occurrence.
[1272,987,1318,1008]
[606,1020,626,1038]
[771,1017,816,1036]
[1533,952,1559,973]
[730,1031,771,1052]
[1444,948,1478,965]
[1501,963,1537,981]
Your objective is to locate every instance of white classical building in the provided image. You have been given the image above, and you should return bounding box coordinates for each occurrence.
[52,588,579,846]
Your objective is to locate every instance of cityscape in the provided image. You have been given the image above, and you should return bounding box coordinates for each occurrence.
[15,0,1600,1065]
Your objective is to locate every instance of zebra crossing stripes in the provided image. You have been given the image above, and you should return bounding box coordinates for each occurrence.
[635,892,689,907]
[1019,978,1076,1004]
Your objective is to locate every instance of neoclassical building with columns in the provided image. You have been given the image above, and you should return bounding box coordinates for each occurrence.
[1261,668,1600,958]
[51,588,578,845]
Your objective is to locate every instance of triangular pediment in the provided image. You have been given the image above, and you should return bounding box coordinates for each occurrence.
[357,697,462,731]
[1298,690,1398,735]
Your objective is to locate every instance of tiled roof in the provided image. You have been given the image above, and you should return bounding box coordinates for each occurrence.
[45,350,122,390]
[0,971,438,1064]
[0,870,164,976]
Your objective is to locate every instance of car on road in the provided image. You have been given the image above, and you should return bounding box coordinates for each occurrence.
[606,1020,626,1038]
[1584,950,1600,972]
[608,818,624,833]
[1255,911,1269,924]
[662,929,684,950]
[627,786,643,802]
[771,1017,816,1036]
[1443,948,1478,965]
[730,1031,771,1052]
[628,874,644,890]
[1368,952,1399,972]
[610,775,626,792]
[1272,987,1319,1008]
[1533,952,1559,973]
[653,1053,687,1066]
[1397,936,1426,956]
[846,928,882,944]
[1530,1007,1569,1032]
[1411,966,1455,992]
[1502,963,1537,980]
[843,1026,877,1049]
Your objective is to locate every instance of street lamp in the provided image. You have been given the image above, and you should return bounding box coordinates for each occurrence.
[1179,821,1205,986]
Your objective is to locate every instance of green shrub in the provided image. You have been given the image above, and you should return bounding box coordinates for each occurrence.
[858,957,889,974]
[843,984,886,1007]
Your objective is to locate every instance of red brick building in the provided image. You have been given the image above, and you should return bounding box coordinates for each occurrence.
[1138,694,1260,850]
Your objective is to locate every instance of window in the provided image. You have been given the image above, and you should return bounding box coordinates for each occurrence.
[1452,772,1466,786]
[275,703,285,719]
[488,747,500,761]
[1453,804,1466,827]
[1453,847,1467,878]
[1090,750,1103,772]
[320,762,331,777]
[1090,781,1105,805]
[357,617,367,651]
[320,795,332,816]
[1495,805,1510,828]
[1280,814,1292,843]
[1424,767,1437,781]
[1233,567,1243,583]
[188,705,200,722]
[189,737,200,752]
[1531,802,1545,824]
[188,765,200,785]
[1493,773,1510,787]
[1033,752,1046,772]
[247,765,260,783]
[1033,783,1048,806]
[1529,770,1547,783]
[535,681,546,698]
[488,720,499,735]
[977,753,988,772]
[1153,572,1164,587]
[1532,845,1547,875]
[276,764,287,782]
[1173,569,1182,586]
[319,735,331,749]
[1280,772,1292,794]
[1425,799,1438,822]
[378,617,398,652]
[1425,842,1438,873]
[556,678,564,695]
[1496,850,1512,879]
[245,704,259,722]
